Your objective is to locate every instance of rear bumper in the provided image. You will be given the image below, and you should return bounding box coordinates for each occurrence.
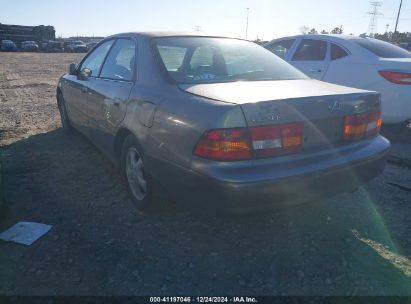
[216,148,387,212]
[379,86,411,124]
[181,135,390,212]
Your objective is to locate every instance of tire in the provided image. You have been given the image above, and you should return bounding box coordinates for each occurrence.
[57,93,73,133]
[121,135,156,212]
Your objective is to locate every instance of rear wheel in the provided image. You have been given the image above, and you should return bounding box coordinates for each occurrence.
[57,93,73,133]
[121,135,156,212]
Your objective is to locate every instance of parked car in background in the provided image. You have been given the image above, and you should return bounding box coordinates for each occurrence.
[21,41,39,52]
[399,42,411,52]
[264,35,411,124]
[57,32,389,213]
[63,41,72,52]
[1,40,18,51]
[66,40,87,52]
[40,41,48,51]
[45,41,64,52]
[254,40,269,46]
[86,41,98,52]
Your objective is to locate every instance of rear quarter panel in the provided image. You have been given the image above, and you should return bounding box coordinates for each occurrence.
[143,87,242,175]
[120,35,246,181]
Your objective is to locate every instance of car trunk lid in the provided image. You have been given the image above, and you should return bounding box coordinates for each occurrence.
[180,79,380,150]
[378,58,411,71]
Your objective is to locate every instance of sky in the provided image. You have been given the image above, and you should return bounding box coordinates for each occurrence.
[1,0,410,40]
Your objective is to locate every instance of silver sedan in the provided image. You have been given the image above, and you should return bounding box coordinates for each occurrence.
[57,32,390,213]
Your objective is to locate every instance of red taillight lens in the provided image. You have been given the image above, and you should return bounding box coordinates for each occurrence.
[194,128,252,161]
[250,122,304,158]
[194,122,304,161]
[378,70,411,85]
[343,112,382,140]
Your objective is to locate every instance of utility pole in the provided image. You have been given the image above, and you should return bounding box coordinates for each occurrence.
[386,24,390,33]
[394,0,403,33]
[194,25,201,32]
[245,8,249,40]
[367,1,383,37]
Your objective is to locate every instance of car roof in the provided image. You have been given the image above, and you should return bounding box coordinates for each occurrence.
[107,31,239,40]
[268,34,364,43]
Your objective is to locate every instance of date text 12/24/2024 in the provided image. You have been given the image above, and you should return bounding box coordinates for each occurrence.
[149,297,258,303]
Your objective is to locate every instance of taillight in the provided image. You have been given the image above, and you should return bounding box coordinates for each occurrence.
[194,128,252,161]
[343,112,382,140]
[379,70,411,85]
[194,122,304,161]
[250,122,304,158]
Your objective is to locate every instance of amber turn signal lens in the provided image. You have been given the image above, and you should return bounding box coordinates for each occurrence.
[343,112,382,140]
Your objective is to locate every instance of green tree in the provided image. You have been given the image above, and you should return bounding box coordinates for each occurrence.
[308,28,318,35]
[373,31,411,44]
[331,26,343,34]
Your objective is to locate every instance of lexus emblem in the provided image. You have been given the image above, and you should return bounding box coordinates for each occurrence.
[329,101,342,112]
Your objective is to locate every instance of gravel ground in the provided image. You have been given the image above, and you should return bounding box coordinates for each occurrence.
[0,52,411,296]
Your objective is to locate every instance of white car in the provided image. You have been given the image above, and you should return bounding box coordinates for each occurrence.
[264,35,411,124]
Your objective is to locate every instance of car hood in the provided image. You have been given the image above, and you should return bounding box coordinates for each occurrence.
[178,79,371,104]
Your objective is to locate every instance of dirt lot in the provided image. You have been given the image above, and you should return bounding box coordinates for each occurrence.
[0,52,411,296]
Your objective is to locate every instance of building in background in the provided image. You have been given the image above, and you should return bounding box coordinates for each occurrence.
[0,23,55,46]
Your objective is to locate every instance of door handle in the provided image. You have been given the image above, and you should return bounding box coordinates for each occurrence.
[309,69,322,73]
[81,87,88,93]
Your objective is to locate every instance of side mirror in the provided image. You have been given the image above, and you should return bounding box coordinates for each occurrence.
[68,63,77,75]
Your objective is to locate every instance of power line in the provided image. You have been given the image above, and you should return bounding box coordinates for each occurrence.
[394,0,403,33]
[245,8,249,40]
[367,1,383,36]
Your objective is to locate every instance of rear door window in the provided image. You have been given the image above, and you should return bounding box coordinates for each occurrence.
[100,39,136,81]
[266,39,295,59]
[292,39,328,61]
[331,43,349,60]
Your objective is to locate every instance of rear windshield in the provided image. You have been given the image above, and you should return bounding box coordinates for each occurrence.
[352,38,411,58]
[154,37,307,84]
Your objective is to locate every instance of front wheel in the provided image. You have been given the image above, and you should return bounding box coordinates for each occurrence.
[57,93,73,133]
